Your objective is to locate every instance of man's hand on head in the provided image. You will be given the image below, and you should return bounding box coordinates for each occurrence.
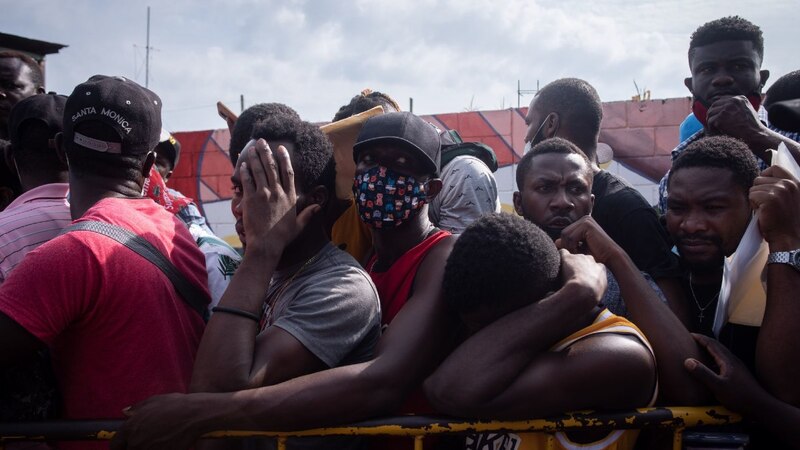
[240,139,320,256]
[556,216,624,266]
[558,249,606,311]
[750,165,800,252]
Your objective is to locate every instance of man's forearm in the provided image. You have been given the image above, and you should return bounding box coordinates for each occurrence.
[758,263,800,406]
[746,128,800,163]
[607,252,711,404]
[190,249,280,393]
[186,359,406,437]
[732,386,800,449]
[424,282,595,409]
[755,394,800,448]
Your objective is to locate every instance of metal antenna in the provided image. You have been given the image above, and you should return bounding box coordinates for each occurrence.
[145,6,151,88]
[517,80,539,108]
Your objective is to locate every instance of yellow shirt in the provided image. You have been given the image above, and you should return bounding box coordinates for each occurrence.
[330,202,372,263]
[465,309,657,450]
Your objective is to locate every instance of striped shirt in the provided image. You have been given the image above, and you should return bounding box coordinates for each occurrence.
[658,108,800,213]
[0,183,71,283]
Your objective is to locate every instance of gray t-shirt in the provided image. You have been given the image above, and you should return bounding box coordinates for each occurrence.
[254,243,381,450]
[262,242,381,368]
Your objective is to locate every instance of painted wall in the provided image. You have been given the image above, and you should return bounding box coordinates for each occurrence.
[168,98,691,246]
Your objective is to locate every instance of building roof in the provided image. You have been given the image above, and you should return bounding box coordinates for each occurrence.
[0,32,67,61]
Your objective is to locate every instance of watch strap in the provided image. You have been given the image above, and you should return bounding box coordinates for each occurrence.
[767,249,800,269]
[767,251,792,264]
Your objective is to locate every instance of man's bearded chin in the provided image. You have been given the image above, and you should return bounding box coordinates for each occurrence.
[683,254,725,275]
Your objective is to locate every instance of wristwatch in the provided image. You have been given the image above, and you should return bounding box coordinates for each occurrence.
[767,249,800,271]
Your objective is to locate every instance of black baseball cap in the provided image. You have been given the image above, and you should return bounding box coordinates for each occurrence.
[63,75,162,155]
[353,111,441,176]
[8,92,67,149]
[156,129,181,168]
[768,99,800,133]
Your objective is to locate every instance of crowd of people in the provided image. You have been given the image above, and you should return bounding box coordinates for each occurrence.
[0,14,799,450]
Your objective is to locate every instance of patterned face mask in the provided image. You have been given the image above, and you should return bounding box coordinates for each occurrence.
[353,165,427,229]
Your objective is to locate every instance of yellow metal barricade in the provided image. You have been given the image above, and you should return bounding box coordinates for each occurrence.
[0,406,742,450]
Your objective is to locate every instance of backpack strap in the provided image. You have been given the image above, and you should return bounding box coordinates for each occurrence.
[62,221,210,322]
[441,141,499,172]
[439,129,499,172]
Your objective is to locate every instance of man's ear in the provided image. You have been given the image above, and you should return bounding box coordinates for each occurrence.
[54,132,68,167]
[142,151,156,177]
[513,191,524,216]
[307,185,330,210]
[36,85,45,95]
[759,70,770,90]
[425,178,443,200]
[684,77,694,94]
[545,113,560,139]
[590,193,595,209]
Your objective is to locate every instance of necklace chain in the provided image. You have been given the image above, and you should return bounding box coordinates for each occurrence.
[261,250,323,329]
[688,272,720,323]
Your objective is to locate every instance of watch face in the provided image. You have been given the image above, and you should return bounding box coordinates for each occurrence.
[793,251,800,267]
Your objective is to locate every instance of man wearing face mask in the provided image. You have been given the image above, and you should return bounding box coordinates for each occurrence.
[657,16,800,213]
[111,112,462,450]
[352,112,454,317]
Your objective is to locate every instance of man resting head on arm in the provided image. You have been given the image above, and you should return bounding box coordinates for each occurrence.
[425,213,657,450]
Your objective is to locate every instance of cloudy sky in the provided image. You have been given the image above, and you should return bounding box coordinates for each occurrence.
[2,0,796,132]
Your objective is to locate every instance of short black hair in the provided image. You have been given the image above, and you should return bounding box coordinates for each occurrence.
[332,89,401,122]
[669,135,759,193]
[0,51,44,88]
[250,116,335,194]
[516,137,592,190]
[765,70,800,107]
[229,103,300,165]
[533,78,603,153]
[155,136,181,170]
[689,16,764,63]
[443,213,560,314]
[10,120,67,176]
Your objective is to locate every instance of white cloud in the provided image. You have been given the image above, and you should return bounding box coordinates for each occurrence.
[0,0,795,131]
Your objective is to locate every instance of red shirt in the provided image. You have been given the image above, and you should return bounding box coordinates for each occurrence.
[367,230,451,415]
[368,230,451,326]
[0,197,207,448]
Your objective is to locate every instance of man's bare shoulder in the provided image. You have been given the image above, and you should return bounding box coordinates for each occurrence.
[413,233,457,294]
[565,332,656,405]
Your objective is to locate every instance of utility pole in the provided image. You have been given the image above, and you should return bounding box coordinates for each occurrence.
[409,97,414,113]
[517,79,539,108]
[240,94,245,113]
[145,6,151,88]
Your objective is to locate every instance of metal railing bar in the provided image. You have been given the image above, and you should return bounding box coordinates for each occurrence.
[0,406,741,443]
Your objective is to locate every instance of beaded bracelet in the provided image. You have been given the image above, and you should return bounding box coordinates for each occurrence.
[211,306,261,322]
